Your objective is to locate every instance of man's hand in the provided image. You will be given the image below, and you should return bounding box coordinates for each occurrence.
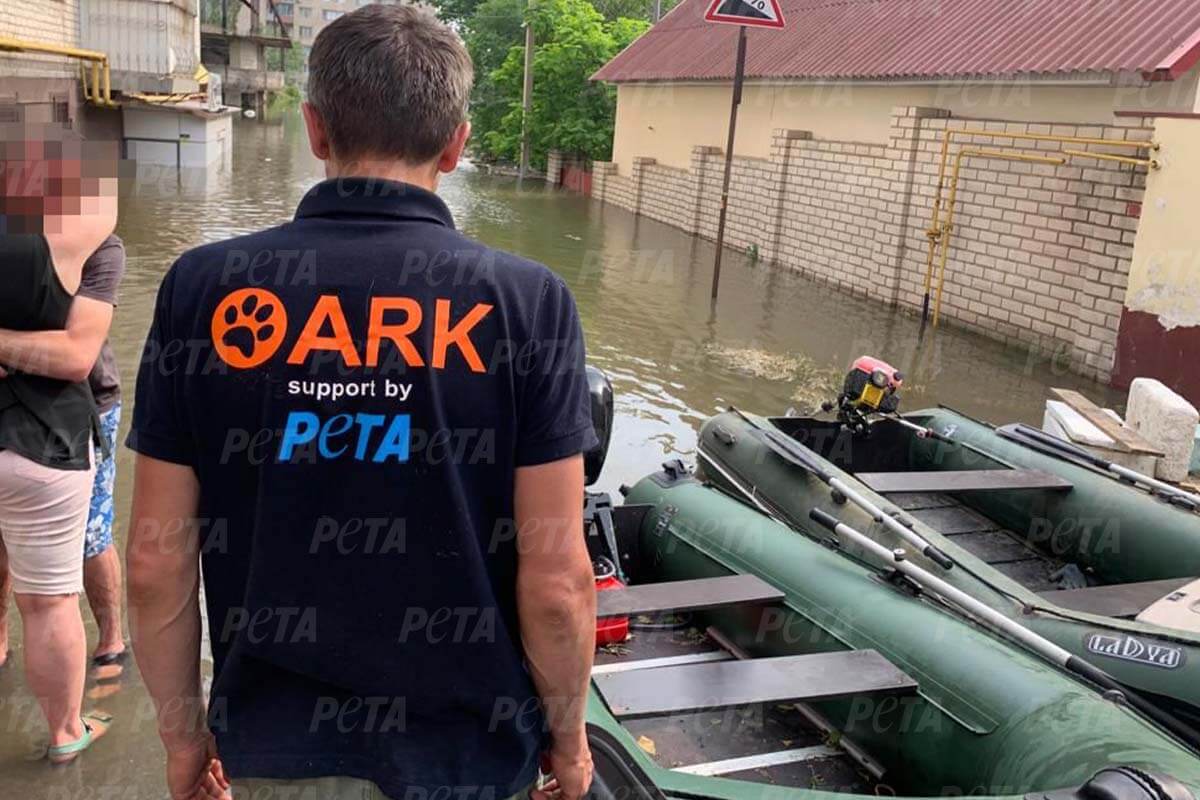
[535,734,594,800]
[165,734,230,800]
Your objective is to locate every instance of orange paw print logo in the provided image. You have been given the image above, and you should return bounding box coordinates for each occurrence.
[211,288,288,369]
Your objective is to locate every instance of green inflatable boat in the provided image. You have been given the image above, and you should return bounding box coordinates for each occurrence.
[583,467,1200,800]
[694,406,1200,730]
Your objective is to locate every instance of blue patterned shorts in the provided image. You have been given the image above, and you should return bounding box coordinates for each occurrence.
[84,403,121,560]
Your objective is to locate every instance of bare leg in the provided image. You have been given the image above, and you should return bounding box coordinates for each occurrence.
[84,546,124,659]
[0,540,10,666]
[15,592,86,747]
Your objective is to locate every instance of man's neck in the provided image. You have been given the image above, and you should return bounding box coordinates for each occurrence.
[325,157,440,193]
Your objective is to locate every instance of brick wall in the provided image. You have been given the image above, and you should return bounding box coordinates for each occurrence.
[0,0,81,81]
[593,106,1154,381]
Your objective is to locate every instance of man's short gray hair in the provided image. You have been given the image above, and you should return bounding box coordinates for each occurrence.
[308,4,474,164]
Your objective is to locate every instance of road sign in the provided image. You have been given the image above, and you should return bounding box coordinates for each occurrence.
[704,0,785,29]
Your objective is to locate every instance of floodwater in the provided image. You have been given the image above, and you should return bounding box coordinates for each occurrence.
[0,112,1120,797]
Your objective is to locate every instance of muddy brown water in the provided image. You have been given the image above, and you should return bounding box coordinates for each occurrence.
[0,112,1120,797]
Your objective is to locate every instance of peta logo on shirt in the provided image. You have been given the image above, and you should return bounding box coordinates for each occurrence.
[209,287,494,465]
[210,287,493,372]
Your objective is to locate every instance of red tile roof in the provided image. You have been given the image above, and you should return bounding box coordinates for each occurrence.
[593,0,1200,84]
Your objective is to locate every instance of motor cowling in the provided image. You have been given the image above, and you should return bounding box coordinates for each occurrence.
[825,356,904,432]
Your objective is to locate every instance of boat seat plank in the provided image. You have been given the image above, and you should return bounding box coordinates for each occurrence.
[597,575,784,618]
[1040,578,1194,618]
[857,469,1072,495]
[1050,388,1165,456]
[594,650,918,718]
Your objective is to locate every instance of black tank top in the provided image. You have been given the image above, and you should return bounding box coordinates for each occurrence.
[0,234,99,469]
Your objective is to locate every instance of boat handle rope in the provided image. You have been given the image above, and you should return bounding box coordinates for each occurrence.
[808,507,1200,754]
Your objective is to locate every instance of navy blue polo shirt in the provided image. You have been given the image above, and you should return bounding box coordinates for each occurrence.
[127,178,597,799]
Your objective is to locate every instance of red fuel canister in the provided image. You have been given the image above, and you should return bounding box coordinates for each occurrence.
[594,558,629,646]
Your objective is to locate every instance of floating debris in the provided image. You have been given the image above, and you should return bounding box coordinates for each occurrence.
[703,344,842,413]
[636,735,657,756]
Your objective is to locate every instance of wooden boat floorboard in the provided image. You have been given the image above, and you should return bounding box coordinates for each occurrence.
[894,493,1065,592]
[594,623,872,792]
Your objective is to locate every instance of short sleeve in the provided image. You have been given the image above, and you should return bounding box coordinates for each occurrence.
[124,263,195,466]
[76,235,125,306]
[515,275,600,467]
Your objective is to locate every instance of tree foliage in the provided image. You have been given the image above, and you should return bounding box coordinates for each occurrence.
[469,0,647,166]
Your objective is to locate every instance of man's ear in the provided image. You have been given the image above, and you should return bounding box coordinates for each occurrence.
[302,102,332,161]
[436,120,471,174]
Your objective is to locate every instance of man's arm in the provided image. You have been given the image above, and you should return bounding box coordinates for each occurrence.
[127,454,226,799]
[515,455,595,800]
[0,295,113,381]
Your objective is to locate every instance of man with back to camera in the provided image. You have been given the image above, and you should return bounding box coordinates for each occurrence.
[125,5,598,800]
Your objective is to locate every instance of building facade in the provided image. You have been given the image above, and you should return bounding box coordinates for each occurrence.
[0,0,84,123]
[590,0,1200,397]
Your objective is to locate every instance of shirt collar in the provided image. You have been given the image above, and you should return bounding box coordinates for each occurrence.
[294,177,456,228]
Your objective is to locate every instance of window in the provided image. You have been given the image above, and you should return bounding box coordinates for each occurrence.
[300,25,313,37]
[275,2,294,14]
[322,9,343,20]
[300,6,311,16]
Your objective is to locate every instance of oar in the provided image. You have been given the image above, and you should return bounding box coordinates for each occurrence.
[755,425,955,569]
[808,507,1200,752]
[1000,424,1200,512]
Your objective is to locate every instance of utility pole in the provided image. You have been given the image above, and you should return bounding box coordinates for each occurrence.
[710,25,746,301]
[518,18,534,182]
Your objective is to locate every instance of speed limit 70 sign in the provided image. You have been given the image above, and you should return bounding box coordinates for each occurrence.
[704,0,785,28]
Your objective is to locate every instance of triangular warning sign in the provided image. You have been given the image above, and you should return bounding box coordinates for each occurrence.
[704,0,785,29]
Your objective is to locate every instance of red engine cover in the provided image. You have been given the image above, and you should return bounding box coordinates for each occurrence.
[850,355,903,389]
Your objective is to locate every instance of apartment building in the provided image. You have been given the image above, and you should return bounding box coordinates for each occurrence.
[280,0,403,74]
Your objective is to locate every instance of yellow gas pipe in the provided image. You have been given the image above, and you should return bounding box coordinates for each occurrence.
[923,127,1159,327]
[933,148,1068,327]
[0,36,116,107]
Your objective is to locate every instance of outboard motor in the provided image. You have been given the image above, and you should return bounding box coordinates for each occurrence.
[822,355,904,434]
[582,366,627,645]
[585,365,614,486]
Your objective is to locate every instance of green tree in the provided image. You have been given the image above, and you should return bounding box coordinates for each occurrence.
[464,0,527,152]
[473,0,647,165]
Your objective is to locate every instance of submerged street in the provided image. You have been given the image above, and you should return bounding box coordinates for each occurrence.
[0,113,1125,797]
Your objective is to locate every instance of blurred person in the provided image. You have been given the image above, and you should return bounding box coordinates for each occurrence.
[126,5,598,800]
[0,119,118,762]
[0,234,128,669]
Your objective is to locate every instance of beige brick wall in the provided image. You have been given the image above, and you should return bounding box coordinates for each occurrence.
[0,0,81,81]
[593,106,1154,382]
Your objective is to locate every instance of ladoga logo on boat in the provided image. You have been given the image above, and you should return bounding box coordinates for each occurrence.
[1084,632,1184,670]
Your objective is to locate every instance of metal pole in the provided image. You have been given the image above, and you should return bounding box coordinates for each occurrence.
[710,25,746,301]
[518,19,535,183]
[653,0,662,22]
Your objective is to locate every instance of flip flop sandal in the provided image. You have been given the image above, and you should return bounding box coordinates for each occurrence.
[91,649,128,668]
[47,711,113,765]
